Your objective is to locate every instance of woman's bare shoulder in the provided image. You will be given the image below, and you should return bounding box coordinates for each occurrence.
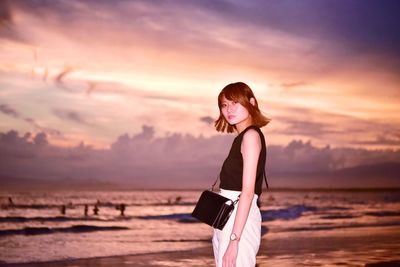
[242,129,261,149]
[242,128,261,140]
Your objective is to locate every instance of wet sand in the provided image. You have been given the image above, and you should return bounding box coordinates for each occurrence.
[4,226,400,267]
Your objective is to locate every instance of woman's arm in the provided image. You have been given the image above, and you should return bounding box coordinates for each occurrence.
[222,129,261,267]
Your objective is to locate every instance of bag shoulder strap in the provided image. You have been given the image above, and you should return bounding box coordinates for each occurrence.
[263,168,269,189]
[248,126,269,190]
[211,176,219,191]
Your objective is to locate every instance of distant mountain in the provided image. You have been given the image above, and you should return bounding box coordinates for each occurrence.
[269,161,400,189]
[325,161,400,188]
[332,161,400,178]
[1,162,399,190]
[0,176,122,191]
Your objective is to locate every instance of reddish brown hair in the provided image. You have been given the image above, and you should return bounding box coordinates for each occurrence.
[215,82,270,133]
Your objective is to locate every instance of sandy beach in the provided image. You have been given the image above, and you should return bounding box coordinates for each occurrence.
[4,225,400,267]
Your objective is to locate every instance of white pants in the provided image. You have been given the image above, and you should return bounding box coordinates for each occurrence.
[212,189,261,267]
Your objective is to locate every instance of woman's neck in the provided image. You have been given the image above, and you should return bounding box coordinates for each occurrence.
[235,118,253,134]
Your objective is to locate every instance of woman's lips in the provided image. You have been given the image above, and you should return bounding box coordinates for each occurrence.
[227,115,235,120]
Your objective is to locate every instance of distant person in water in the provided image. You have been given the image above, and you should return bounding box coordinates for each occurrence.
[118,204,126,216]
[8,197,14,206]
[93,204,99,215]
[84,204,89,216]
[212,82,270,267]
[60,205,66,215]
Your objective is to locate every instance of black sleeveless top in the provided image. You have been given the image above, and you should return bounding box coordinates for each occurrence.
[219,125,267,196]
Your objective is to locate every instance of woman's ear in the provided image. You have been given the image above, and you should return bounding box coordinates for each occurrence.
[250,97,256,106]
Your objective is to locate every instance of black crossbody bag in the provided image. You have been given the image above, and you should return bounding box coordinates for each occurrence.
[191,170,268,230]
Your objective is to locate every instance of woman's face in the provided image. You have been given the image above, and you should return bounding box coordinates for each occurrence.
[220,95,250,126]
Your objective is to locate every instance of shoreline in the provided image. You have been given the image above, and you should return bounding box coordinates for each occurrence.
[2,187,400,193]
[3,226,400,267]
[1,245,215,267]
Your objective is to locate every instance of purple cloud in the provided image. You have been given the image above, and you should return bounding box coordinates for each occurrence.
[200,116,214,125]
[52,108,91,126]
[0,104,20,118]
[1,126,399,189]
[0,103,62,136]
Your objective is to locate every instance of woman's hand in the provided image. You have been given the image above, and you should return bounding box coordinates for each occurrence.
[222,241,239,267]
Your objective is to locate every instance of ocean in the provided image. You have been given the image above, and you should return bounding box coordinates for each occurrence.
[1,189,400,265]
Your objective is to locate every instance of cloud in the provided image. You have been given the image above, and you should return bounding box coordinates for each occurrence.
[1,0,399,154]
[354,133,400,146]
[197,1,400,57]
[0,0,12,26]
[0,0,31,44]
[275,116,336,137]
[0,126,232,188]
[268,104,400,148]
[185,0,400,76]
[84,81,130,96]
[54,66,75,91]
[52,108,91,126]
[1,126,399,189]
[200,116,214,125]
[6,1,400,70]
[0,103,62,136]
[0,103,19,118]
[280,81,310,89]
[4,0,399,85]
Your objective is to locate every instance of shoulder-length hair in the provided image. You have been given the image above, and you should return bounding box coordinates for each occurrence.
[215,82,270,133]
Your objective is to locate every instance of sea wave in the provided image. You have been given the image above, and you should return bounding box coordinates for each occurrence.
[364,211,400,217]
[137,205,320,223]
[279,221,400,233]
[0,216,133,223]
[319,214,359,219]
[138,213,196,223]
[260,205,318,221]
[0,201,196,210]
[137,205,352,223]
[0,224,129,237]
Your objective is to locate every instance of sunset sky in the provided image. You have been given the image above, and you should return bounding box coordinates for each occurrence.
[1,0,399,188]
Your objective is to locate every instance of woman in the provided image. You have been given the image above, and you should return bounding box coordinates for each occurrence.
[213,82,270,267]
